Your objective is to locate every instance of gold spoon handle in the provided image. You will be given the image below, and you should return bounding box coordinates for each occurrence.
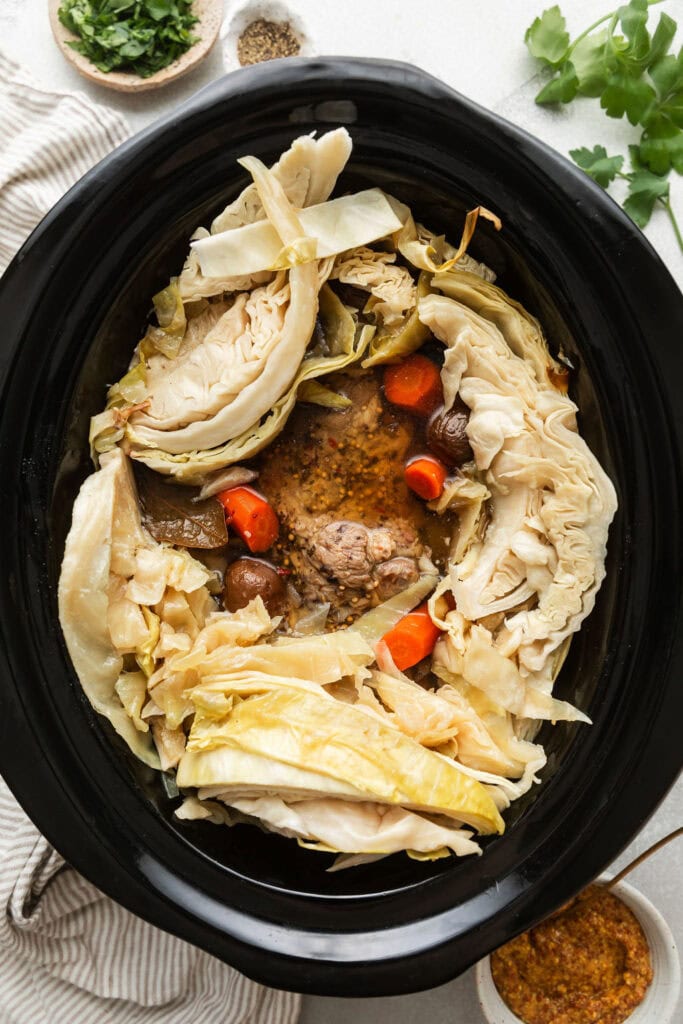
[606,826,683,889]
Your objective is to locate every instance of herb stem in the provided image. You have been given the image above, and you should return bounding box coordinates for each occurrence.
[660,198,683,253]
[567,0,666,57]
[566,12,614,55]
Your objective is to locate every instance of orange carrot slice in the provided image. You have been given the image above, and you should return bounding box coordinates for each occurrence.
[384,354,443,416]
[217,486,279,553]
[380,602,442,670]
[405,455,447,500]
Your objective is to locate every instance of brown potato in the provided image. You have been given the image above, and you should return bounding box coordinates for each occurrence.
[427,399,472,467]
[224,557,286,615]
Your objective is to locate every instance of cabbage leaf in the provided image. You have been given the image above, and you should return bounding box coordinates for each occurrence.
[179,128,352,302]
[181,688,504,834]
[58,449,221,767]
[192,190,403,279]
[211,795,483,858]
[131,290,373,482]
[330,246,416,327]
[58,451,159,767]
[432,268,569,389]
[361,270,432,367]
[128,155,319,456]
[418,289,617,701]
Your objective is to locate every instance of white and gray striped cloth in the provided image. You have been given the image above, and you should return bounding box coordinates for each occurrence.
[0,51,301,1024]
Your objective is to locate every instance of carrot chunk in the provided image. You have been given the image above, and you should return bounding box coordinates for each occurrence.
[383,354,443,416]
[217,486,279,553]
[381,602,442,670]
[405,455,447,500]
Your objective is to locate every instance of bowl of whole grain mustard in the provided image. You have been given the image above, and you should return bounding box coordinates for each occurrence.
[476,876,680,1024]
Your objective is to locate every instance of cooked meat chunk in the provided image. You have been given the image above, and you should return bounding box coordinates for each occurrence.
[314,522,383,588]
[285,524,421,620]
[256,369,430,620]
[374,557,420,596]
[293,520,421,615]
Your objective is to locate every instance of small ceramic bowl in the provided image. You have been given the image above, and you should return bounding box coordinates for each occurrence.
[476,876,681,1024]
[48,0,223,92]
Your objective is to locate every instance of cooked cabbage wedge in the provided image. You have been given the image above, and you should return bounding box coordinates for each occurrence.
[130,287,374,482]
[178,688,504,835]
[418,275,617,708]
[129,157,319,455]
[58,448,218,768]
[58,450,159,766]
[189,796,482,859]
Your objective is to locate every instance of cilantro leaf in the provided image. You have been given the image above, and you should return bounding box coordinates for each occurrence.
[622,168,670,226]
[648,51,683,129]
[629,143,646,170]
[105,0,136,12]
[536,61,579,104]
[525,6,570,67]
[523,1,682,251]
[600,69,656,124]
[649,50,683,99]
[146,0,176,19]
[570,145,624,186]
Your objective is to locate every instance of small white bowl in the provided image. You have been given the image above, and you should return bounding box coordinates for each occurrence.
[476,875,680,1024]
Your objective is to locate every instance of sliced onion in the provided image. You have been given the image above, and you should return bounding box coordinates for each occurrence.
[293,602,330,635]
[196,465,257,501]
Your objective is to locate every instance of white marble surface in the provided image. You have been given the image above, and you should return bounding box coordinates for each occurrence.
[3,1,682,1019]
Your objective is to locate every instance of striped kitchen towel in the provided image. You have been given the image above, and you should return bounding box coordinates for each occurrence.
[0,52,300,1024]
[0,50,128,274]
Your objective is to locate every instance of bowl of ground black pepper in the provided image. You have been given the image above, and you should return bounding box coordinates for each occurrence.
[476,876,680,1024]
[236,17,301,65]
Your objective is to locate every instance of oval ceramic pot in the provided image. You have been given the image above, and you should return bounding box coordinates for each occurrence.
[0,58,682,997]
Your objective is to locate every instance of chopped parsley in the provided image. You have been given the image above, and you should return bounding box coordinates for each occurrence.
[58,0,199,78]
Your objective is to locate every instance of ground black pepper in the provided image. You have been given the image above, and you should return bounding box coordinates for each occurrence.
[237,19,300,66]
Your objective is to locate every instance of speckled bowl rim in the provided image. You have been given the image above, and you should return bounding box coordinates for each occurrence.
[475,874,681,1024]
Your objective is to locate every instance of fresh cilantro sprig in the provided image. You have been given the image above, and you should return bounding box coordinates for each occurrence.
[58,0,199,79]
[525,1,683,251]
